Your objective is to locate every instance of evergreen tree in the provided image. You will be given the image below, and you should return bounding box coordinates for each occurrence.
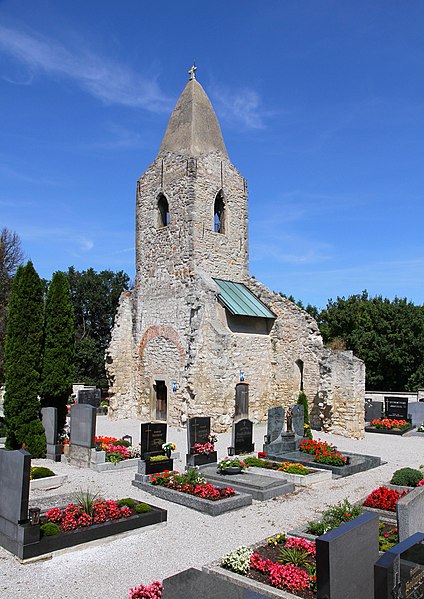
[297,391,312,439]
[3,262,46,456]
[40,272,75,433]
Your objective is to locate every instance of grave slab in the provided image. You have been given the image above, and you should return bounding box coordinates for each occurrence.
[247,465,332,487]
[265,449,383,477]
[199,464,295,500]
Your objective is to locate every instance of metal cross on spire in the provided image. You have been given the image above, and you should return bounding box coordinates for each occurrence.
[188,63,197,81]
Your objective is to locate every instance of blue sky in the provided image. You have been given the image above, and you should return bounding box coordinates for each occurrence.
[1,1,423,309]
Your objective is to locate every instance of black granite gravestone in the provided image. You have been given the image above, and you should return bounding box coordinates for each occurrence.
[232,418,254,454]
[140,422,167,459]
[0,449,31,524]
[365,400,383,423]
[70,404,96,448]
[41,407,62,462]
[266,407,284,443]
[316,512,379,599]
[385,397,408,421]
[374,533,424,599]
[187,417,211,450]
[77,388,101,408]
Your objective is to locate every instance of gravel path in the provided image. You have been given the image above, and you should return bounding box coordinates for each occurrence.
[0,418,422,599]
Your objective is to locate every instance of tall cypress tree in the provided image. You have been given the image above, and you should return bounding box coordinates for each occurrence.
[3,261,46,456]
[40,272,75,433]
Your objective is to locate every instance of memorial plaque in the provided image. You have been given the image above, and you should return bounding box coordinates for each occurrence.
[385,397,408,421]
[375,533,424,599]
[140,422,167,458]
[77,388,101,408]
[266,407,284,443]
[232,418,254,454]
[70,404,96,448]
[187,416,211,451]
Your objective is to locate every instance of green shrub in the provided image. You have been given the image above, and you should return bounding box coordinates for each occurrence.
[117,498,136,508]
[111,439,131,447]
[297,391,312,439]
[40,522,60,537]
[135,502,151,513]
[149,454,168,462]
[390,467,424,487]
[306,498,363,535]
[30,466,55,480]
[106,452,123,463]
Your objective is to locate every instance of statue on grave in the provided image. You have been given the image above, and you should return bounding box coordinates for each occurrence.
[286,407,293,433]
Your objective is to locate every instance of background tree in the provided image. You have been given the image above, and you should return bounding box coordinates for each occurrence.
[0,227,24,384]
[3,261,46,456]
[65,267,130,388]
[40,272,75,433]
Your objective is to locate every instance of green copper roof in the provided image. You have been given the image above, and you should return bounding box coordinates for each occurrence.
[214,279,276,319]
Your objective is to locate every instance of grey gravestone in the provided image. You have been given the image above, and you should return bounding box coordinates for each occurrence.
[408,402,424,426]
[374,533,424,599]
[266,406,284,443]
[316,512,379,599]
[397,486,424,542]
[0,449,31,523]
[385,397,408,420]
[187,417,211,450]
[292,404,304,437]
[70,404,96,448]
[365,400,383,423]
[77,388,101,408]
[232,418,254,454]
[140,422,167,458]
[41,407,57,445]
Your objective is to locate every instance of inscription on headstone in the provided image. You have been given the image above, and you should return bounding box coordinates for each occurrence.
[187,417,210,451]
[385,397,408,421]
[267,407,284,443]
[232,418,254,454]
[140,422,167,458]
[77,388,101,408]
[70,404,96,448]
[375,533,424,599]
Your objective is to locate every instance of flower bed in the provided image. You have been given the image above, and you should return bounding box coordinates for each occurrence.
[150,469,236,500]
[95,436,141,462]
[363,485,408,512]
[299,439,347,467]
[365,418,413,435]
[217,535,316,598]
[245,457,332,487]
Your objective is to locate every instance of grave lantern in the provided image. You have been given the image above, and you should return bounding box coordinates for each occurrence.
[264,434,270,444]
[28,507,41,525]
[227,446,235,456]
[122,435,132,446]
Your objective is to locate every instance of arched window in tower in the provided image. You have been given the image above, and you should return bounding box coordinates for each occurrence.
[214,191,225,233]
[296,359,304,391]
[157,194,169,227]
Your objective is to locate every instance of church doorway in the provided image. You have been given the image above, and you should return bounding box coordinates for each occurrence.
[154,380,167,421]
[235,383,249,419]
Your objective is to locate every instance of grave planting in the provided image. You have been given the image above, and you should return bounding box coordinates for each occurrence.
[299,439,347,467]
[363,486,409,512]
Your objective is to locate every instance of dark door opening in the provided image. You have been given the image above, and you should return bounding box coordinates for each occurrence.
[154,380,167,421]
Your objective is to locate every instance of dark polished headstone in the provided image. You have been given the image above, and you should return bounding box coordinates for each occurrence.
[70,404,96,448]
[365,400,383,423]
[77,388,101,408]
[187,416,211,451]
[0,449,31,523]
[232,418,254,454]
[140,422,167,459]
[374,533,424,599]
[385,397,408,420]
[316,512,379,599]
[266,406,284,443]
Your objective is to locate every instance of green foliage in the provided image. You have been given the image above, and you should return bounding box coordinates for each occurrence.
[318,291,424,391]
[279,546,311,568]
[297,391,312,439]
[72,488,100,516]
[40,272,74,433]
[3,262,46,456]
[149,454,168,462]
[306,498,363,536]
[135,502,152,513]
[30,466,55,479]
[106,452,123,463]
[268,533,286,546]
[111,439,131,447]
[117,498,136,508]
[64,267,130,388]
[40,522,60,537]
[390,467,424,487]
[378,523,399,552]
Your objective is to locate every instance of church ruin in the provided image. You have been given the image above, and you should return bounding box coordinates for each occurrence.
[106,68,365,439]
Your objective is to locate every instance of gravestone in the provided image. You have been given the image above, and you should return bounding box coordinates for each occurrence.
[186,416,217,467]
[365,400,383,423]
[232,418,254,454]
[77,388,101,408]
[316,512,379,599]
[266,406,284,443]
[408,402,424,427]
[41,407,62,462]
[140,422,167,459]
[70,404,96,448]
[397,486,424,542]
[292,404,304,437]
[385,397,408,421]
[374,532,424,599]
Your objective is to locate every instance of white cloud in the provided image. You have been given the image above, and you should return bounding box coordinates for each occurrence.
[210,82,266,130]
[0,25,173,113]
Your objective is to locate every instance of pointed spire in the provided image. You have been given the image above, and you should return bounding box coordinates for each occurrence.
[158,69,228,158]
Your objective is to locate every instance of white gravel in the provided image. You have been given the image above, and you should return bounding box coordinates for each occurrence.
[0,417,422,599]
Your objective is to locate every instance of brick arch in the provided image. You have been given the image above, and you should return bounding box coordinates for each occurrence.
[138,325,185,367]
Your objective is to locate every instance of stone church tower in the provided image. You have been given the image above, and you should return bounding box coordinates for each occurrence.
[106,69,365,439]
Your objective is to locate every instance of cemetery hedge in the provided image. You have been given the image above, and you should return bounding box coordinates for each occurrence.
[3,262,46,457]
